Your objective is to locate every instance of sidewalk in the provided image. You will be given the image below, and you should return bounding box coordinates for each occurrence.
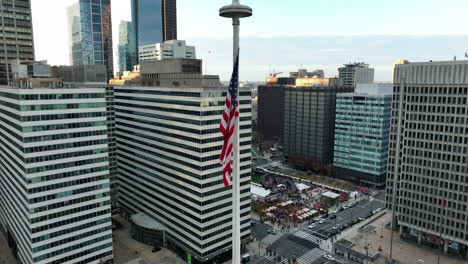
[329,213,466,264]
[0,232,16,264]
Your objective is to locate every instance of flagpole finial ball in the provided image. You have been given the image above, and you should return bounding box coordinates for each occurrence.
[219,1,252,19]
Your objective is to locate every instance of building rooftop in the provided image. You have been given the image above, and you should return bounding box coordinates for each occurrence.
[131,213,165,231]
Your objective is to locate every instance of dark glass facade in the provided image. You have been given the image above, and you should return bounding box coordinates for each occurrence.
[67,0,114,79]
[162,0,177,41]
[257,85,285,140]
[131,0,163,49]
[0,0,35,84]
[131,0,177,61]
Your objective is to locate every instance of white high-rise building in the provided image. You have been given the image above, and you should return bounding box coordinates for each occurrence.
[115,59,251,263]
[139,40,196,62]
[0,81,113,264]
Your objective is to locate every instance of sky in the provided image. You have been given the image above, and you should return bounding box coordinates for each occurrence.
[31,0,468,81]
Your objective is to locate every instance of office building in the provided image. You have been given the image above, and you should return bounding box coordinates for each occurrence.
[0,0,35,84]
[67,0,114,79]
[257,84,284,140]
[387,60,468,258]
[338,63,374,89]
[257,71,334,141]
[139,40,196,62]
[131,0,177,61]
[284,77,352,165]
[51,65,107,83]
[0,80,113,264]
[118,21,137,73]
[162,0,177,41]
[10,60,51,79]
[290,69,324,78]
[115,59,252,263]
[49,65,118,202]
[333,83,393,187]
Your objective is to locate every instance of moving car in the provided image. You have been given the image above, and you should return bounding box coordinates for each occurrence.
[308,224,317,229]
[324,254,335,260]
[319,219,326,224]
[267,229,276,234]
[330,214,337,219]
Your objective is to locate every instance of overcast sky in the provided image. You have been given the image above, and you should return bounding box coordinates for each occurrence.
[31,0,468,81]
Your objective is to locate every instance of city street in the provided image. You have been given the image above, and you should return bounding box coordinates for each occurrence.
[304,199,385,240]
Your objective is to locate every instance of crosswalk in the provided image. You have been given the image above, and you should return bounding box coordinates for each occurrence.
[293,230,323,244]
[297,248,327,264]
[262,254,289,264]
[261,233,283,246]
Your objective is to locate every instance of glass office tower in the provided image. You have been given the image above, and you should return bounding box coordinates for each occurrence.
[333,83,392,187]
[67,0,114,80]
[118,21,137,73]
[131,0,177,62]
[0,0,35,84]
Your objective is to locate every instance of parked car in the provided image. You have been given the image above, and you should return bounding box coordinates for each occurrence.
[358,216,365,221]
[330,214,337,219]
[319,219,326,224]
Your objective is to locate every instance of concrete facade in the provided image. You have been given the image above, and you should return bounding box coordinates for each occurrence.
[283,80,352,165]
[51,65,107,83]
[338,63,374,89]
[139,40,196,62]
[0,0,35,84]
[386,60,468,258]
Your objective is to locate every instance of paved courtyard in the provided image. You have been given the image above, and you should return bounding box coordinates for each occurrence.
[332,213,467,264]
[0,232,17,264]
[113,215,185,264]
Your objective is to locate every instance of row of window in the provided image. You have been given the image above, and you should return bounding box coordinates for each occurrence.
[32,217,110,244]
[33,234,112,262]
[31,209,110,234]
[26,148,107,165]
[29,182,109,204]
[28,165,107,184]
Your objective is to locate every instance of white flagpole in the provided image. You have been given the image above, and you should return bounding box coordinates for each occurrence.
[220,1,252,263]
[232,17,242,264]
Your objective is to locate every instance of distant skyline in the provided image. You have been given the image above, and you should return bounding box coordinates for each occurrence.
[31,0,468,81]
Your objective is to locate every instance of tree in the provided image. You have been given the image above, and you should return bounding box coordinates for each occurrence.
[340,183,346,189]
[332,181,337,186]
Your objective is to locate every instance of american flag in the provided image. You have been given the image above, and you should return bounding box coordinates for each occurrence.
[219,52,240,187]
